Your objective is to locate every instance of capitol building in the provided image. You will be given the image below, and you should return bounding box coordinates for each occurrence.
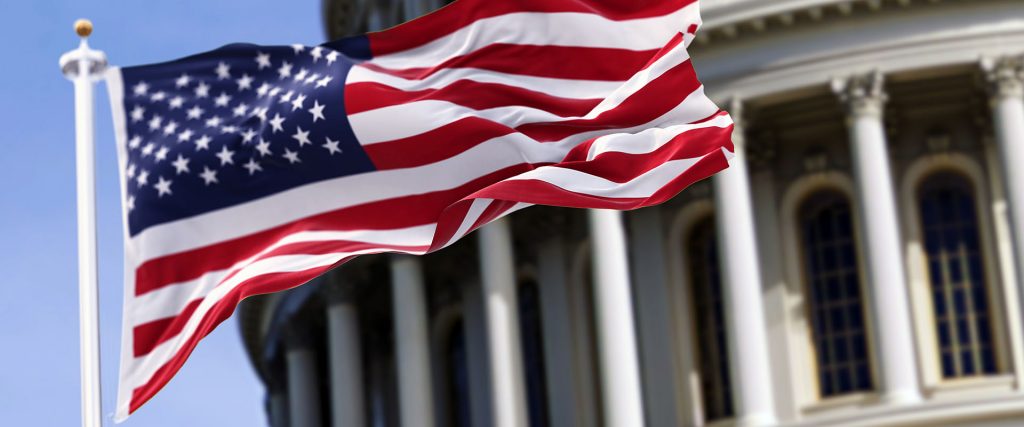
[238,0,1024,426]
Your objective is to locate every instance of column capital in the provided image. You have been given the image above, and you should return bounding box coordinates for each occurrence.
[282,318,319,351]
[981,56,1024,102]
[322,266,365,305]
[832,71,887,119]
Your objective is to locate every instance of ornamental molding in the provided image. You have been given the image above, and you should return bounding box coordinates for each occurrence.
[696,0,970,48]
[832,71,887,119]
[981,56,1024,102]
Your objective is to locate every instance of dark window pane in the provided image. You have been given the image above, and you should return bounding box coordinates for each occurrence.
[800,192,873,397]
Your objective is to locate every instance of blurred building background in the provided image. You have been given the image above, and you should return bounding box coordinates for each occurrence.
[238,0,1024,426]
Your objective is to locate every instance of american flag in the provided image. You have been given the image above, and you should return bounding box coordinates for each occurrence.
[107,0,733,420]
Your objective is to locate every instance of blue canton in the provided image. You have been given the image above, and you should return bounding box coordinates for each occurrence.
[120,40,376,236]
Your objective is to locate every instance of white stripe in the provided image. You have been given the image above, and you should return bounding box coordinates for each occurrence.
[128,224,436,324]
[123,247,396,391]
[368,5,700,70]
[347,65,623,100]
[444,198,492,249]
[349,37,693,144]
[509,154,713,199]
[586,114,733,161]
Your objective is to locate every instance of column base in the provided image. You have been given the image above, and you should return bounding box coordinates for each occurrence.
[881,389,923,406]
[735,413,778,427]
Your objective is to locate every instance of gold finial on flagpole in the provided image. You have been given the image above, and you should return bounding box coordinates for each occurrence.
[75,19,93,38]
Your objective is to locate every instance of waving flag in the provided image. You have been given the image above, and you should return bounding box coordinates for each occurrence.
[107,0,732,420]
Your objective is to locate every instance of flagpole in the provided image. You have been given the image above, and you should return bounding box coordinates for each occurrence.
[60,19,108,427]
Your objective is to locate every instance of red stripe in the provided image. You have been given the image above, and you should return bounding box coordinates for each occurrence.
[368,0,698,56]
[362,58,700,172]
[471,148,729,210]
[129,266,335,415]
[362,44,659,82]
[132,240,427,358]
[364,117,515,170]
[135,165,537,295]
[345,80,602,116]
[518,59,700,142]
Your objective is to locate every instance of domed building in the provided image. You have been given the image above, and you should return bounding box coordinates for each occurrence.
[239,0,1024,426]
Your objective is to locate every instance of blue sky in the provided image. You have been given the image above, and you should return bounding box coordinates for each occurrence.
[0,1,326,425]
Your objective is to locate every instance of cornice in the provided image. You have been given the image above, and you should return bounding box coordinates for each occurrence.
[695,0,966,48]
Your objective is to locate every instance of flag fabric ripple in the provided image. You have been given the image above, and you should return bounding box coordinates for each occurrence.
[106,0,733,420]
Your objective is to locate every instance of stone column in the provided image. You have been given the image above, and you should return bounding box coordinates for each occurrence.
[711,101,778,426]
[983,56,1024,289]
[285,327,323,427]
[832,72,922,404]
[267,386,289,427]
[477,218,528,427]
[390,255,435,427]
[588,209,646,427]
[325,280,366,427]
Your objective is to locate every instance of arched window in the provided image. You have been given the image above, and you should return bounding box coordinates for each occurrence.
[687,217,733,420]
[918,172,998,378]
[799,191,873,397]
[444,319,472,427]
[518,279,550,427]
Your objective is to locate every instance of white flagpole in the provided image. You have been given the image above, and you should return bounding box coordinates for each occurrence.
[60,19,107,427]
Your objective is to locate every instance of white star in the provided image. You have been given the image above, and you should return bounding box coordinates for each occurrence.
[200,166,218,185]
[194,135,212,151]
[186,106,205,120]
[290,94,307,111]
[269,114,285,133]
[291,44,305,54]
[155,146,169,162]
[127,195,136,212]
[308,100,326,122]
[214,92,232,107]
[162,121,178,136]
[236,74,254,91]
[325,50,339,65]
[130,105,145,122]
[278,61,293,79]
[233,102,250,117]
[293,68,308,82]
[240,128,258,144]
[215,62,231,80]
[255,139,272,157]
[136,169,150,187]
[168,96,185,109]
[304,73,320,85]
[243,158,263,175]
[132,81,149,96]
[172,155,190,174]
[150,91,167,102]
[175,73,191,88]
[177,129,194,143]
[126,163,136,178]
[256,83,271,97]
[194,82,210,98]
[128,136,142,149]
[155,177,173,197]
[253,107,269,122]
[205,116,223,128]
[322,137,342,155]
[282,148,301,164]
[310,46,323,62]
[142,142,156,157]
[221,125,239,134]
[268,87,282,97]
[148,115,163,131]
[292,127,311,146]
[216,145,235,165]
[279,90,294,104]
[255,52,272,69]
[315,75,333,88]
